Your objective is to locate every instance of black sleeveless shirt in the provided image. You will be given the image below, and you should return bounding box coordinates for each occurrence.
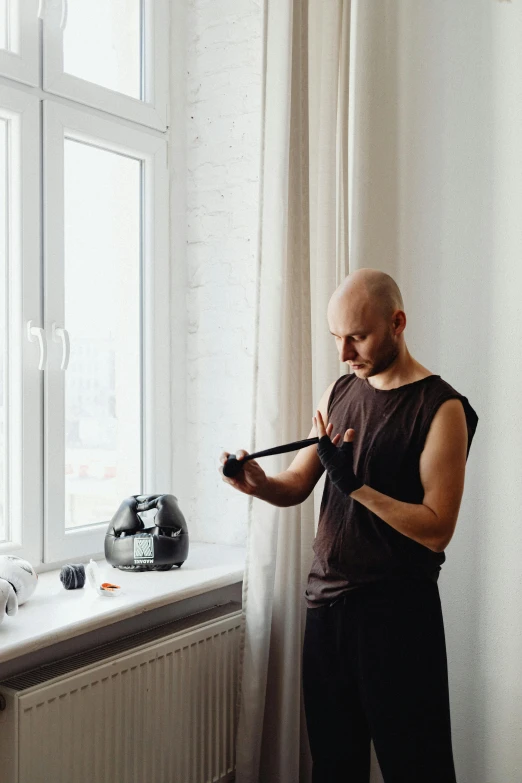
[305,373,479,607]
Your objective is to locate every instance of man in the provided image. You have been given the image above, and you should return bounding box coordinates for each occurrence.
[220,268,478,782]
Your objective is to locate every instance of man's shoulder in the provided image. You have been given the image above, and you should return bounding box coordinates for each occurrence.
[421,375,479,453]
[330,371,358,395]
[324,372,358,414]
[424,375,475,411]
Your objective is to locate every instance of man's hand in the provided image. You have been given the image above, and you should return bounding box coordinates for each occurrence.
[219,448,269,497]
[314,410,363,497]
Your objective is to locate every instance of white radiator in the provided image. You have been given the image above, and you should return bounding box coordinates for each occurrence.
[0,603,242,783]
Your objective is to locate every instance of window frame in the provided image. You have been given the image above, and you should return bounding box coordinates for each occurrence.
[0,84,42,564]
[0,0,172,568]
[43,100,170,564]
[42,0,169,131]
[0,0,40,87]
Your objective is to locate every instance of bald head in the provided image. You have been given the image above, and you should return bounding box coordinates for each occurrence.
[328,268,404,324]
[327,269,406,376]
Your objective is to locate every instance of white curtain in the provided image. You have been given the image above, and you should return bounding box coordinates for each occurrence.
[234,2,353,781]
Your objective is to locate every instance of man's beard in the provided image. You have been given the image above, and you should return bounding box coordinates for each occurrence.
[365,334,400,378]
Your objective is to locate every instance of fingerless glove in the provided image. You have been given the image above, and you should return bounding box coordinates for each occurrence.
[317,435,363,497]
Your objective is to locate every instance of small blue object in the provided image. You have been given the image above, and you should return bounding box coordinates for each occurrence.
[60,563,86,590]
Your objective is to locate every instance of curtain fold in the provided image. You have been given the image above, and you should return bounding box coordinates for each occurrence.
[235,2,352,781]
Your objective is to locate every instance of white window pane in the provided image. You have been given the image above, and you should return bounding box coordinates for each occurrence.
[0,1,7,50]
[0,119,7,541]
[64,139,141,529]
[0,0,19,53]
[63,0,141,100]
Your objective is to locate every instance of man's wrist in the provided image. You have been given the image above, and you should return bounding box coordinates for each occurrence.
[251,474,271,501]
[317,436,362,497]
[349,483,365,499]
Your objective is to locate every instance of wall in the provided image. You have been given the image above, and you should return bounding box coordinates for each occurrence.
[170,0,263,546]
[351,1,522,780]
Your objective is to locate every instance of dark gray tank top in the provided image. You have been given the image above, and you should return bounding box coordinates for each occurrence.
[305,373,478,608]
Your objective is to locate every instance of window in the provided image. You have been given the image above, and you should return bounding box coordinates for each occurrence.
[0,0,39,86]
[42,0,168,128]
[0,2,170,566]
[0,117,7,544]
[0,85,40,564]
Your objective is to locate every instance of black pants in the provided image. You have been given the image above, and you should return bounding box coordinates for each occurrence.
[302,579,457,783]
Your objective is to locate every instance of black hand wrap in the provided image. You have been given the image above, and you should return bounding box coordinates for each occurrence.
[317,435,363,497]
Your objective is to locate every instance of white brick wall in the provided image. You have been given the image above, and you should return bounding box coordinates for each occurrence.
[170,0,263,545]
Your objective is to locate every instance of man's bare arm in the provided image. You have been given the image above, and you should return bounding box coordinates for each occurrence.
[349,398,468,552]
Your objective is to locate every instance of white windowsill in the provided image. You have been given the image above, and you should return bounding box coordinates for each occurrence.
[0,542,246,666]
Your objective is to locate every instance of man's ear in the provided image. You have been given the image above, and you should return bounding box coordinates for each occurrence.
[393,310,406,335]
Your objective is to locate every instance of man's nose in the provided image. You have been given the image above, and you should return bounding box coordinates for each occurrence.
[339,339,357,362]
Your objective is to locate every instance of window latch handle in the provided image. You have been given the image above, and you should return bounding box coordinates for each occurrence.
[60,0,68,30]
[27,321,48,371]
[52,323,71,371]
[37,0,67,28]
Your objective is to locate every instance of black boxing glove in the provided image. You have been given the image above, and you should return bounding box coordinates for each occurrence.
[153,495,188,537]
[108,496,144,537]
[317,435,363,497]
